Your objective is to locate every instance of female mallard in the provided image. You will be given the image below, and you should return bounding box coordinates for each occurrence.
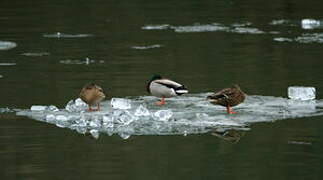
[147,74,188,105]
[79,83,106,111]
[207,85,245,114]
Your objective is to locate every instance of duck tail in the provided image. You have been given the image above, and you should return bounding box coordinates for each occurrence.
[175,86,188,95]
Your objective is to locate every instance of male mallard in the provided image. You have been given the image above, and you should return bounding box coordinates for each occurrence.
[207,85,245,114]
[79,83,106,111]
[147,74,188,105]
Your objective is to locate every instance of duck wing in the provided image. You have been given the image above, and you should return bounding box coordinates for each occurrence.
[154,79,188,95]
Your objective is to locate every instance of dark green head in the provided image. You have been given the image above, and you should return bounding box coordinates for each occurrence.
[150,74,162,81]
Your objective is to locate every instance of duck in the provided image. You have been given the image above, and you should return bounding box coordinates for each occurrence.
[79,83,106,111]
[147,74,188,105]
[207,84,245,114]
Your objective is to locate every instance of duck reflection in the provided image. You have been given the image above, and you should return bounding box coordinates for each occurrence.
[211,129,246,143]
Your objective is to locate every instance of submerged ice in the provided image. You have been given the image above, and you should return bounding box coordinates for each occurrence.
[14,91,323,139]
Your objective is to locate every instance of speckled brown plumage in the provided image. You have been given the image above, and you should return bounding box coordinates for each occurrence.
[79,83,105,111]
[207,85,246,114]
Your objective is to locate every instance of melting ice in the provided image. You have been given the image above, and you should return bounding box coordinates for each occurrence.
[43,32,94,38]
[14,91,323,139]
[0,41,17,50]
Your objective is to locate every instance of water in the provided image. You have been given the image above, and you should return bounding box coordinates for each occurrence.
[2,0,323,179]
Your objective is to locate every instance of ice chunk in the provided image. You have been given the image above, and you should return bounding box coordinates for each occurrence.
[114,110,137,125]
[22,52,50,57]
[31,105,47,111]
[48,105,59,112]
[134,105,150,116]
[111,98,131,109]
[56,115,68,121]
[0,75,2,78]
[154,110,173,121]
[90,129,100,139]
[131,44,163,50]
[65,98,87,112]
[43,32,93,38]
[274,37,293,42]
[46,114,56,122]
[0,63,16,66]
[142,24,170,30]
[288,86,316,100]
[302,19,321,29]
[0,41,17,50]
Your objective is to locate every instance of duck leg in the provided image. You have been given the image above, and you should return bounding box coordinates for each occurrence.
[88,105,94,111]
[226,105,236,114]
[156,97,165,106]
[97,103,100,111]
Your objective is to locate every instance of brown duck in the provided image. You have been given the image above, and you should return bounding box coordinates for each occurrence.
[207,85,246,114]
[79,83,106,111]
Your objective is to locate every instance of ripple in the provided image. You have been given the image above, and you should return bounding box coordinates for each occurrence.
[43,32,94,38]
[0,41,17,50]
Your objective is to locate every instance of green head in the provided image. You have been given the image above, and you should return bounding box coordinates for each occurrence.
[150,74,162,81]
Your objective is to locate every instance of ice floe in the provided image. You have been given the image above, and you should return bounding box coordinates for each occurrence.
[59,57,104,65]
[142,22,267,34]
[0,41,17,50]
[131,44,163,50]
[43,32,94,38]
[22,52,50,57]
[10,91,323,139]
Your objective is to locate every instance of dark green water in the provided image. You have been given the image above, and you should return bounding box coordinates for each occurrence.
[1,0,323,179]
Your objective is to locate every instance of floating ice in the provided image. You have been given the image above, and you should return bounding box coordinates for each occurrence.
[60,57,103,65]
[0,63,16,66]
[172,23,229,33]
[13,92,323,139]
[43,32,93,38]
[0,41,17,50]
[111,98,131,109]
[142,24,170,30]
[65,98,87,112]
[131,44,163,50]
[143,22,267,35]
[22,52,50,57]
[295,33,323,43]
[0,75,2,78]
[230,27,265,34]
[301,19,321,29]
[269,19,291,26]
[31,105,47,111]
[273,37,293,42]
[90,129,100,139]
[288,86,316,101]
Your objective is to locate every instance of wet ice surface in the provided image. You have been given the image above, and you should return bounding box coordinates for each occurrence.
[60,57,104,65]
[275,33,323,44]
[14,93,323,139]
[142,22,267,34]
[22,52,50,57]
[0,41,17,50]
[43,32,94,38]
[131,44,163,50]
[288,87,315,100]
[0,63,17,66]
[269,19,323,29]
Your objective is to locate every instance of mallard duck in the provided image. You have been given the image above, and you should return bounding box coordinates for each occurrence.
[207,85,245,114]
[147,74,188,105]
[79,83,106,111]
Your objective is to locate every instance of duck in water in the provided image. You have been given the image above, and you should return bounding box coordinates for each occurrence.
[207,85,246,114]
[79,83,106,111]
[147,74,188,105]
